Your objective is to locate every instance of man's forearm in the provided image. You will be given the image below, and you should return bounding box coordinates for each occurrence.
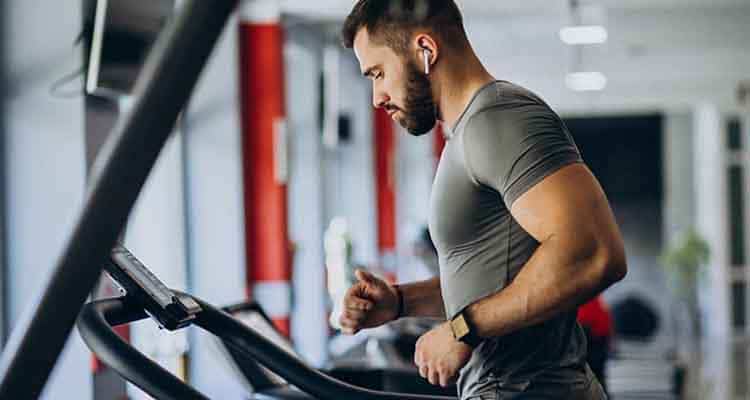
[466,237,625,338]
[398,277,445,319]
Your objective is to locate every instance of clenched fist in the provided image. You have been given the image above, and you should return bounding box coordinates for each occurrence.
[338,269,400,335]
[415,322,473,387]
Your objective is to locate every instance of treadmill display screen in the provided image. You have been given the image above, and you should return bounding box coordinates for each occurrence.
[232,310,302,385]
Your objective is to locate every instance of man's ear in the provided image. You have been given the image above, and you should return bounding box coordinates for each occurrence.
[414,33,438,72]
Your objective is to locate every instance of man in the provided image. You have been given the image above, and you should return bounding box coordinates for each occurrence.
[338,1,627,398]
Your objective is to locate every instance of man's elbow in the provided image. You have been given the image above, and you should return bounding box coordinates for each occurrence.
[595,246,627,287]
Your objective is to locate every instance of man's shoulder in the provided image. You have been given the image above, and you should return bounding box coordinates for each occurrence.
[482,81,551,113]
[451,81,544,135]
[459,83,568,164]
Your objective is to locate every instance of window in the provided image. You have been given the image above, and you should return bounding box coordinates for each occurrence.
[727,115,747,337]
[728,165,746,267]
[728,117,743,151]
[732,282,746,329]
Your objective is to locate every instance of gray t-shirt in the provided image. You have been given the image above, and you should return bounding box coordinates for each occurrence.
[429,81,594,398]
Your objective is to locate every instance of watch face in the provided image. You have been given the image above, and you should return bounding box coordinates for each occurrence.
[451,314,470,339]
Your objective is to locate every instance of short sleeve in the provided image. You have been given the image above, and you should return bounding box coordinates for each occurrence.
[462,104,582,207]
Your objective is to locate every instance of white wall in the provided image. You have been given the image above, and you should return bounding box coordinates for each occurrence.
[124,128,190,399]
[663,112,695,241]
[285,26,329,367]
[2,1,91,399]
[322,53,379,268]
[661,112,698,352]
[182,12,248,399]
[694,103,731,338]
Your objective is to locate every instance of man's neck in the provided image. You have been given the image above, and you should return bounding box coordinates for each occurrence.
[435,55,496,129]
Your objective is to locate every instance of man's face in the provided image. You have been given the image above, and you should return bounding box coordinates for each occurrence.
[353,28,436,136]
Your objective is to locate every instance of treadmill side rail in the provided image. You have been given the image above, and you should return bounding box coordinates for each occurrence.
[77,297,209,400]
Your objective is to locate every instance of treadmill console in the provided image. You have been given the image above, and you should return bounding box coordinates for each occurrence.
[105,245,201,330]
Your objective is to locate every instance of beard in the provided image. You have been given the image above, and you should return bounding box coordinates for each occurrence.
[395,60,437,136]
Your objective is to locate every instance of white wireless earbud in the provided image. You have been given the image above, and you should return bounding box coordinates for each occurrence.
[423,48,431,75]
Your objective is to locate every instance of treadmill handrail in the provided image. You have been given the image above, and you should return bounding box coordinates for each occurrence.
[78,294,457,400]
[191,296,457,400]
[77,297,209,400]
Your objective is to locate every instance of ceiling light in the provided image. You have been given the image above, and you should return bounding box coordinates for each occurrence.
[565,72,607,91]
[559,25,608,45]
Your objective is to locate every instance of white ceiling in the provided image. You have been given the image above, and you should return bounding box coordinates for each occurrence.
[280,0,750,19]
[281,0,750,113]
[461,0,750,14]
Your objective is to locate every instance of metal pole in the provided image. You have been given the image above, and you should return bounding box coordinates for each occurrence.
[0,0,238,397]
[0,0,8,349]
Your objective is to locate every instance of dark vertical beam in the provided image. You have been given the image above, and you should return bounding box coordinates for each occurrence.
[0,1,238,397]
[82,2,129,397]
[0,0,8,349]
[86,97,129,400]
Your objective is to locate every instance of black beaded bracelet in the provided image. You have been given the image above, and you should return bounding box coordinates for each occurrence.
[393,284,405,320]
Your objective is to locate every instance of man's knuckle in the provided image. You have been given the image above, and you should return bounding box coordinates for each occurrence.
[340,319,354,328]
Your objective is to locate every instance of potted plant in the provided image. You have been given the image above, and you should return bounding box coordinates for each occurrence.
[660,229,710,339]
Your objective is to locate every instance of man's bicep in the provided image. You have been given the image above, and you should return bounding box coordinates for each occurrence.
[509,163,623,259]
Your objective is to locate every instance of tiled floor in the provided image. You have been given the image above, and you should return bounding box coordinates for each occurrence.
[605,338,749,400]
[685,339,749,400]
[606,341,678,399]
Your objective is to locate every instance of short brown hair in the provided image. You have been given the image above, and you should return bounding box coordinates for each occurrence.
[341,0,468,55]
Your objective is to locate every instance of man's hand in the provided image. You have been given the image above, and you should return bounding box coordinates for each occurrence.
[414,322,473,387]
[339,269,400,335]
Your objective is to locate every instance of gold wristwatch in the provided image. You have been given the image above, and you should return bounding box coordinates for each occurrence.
[449,311,482,348]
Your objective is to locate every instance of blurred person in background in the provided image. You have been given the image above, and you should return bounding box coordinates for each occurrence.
[577,295,614,396]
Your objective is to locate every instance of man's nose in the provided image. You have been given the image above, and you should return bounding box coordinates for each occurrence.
[373,91,389,109]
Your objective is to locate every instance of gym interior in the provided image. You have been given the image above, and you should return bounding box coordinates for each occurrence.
[0,0,748,399]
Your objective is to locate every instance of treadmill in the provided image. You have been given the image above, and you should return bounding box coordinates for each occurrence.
[77,246,456,400]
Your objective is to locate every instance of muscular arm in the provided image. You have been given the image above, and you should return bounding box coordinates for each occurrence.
[465,163,626,338]
[398,277,445,319]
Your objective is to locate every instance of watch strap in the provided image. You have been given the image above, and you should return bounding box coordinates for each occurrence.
[392,284,405,320]
[452,312,483,348]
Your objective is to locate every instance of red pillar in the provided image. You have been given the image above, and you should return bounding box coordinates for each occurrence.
[374,108,397,281]
[433,123,446,169]
[238,0,291,337]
